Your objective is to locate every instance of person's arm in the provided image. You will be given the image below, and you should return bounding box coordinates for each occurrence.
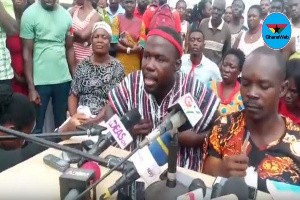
[74,13,101,43]
[111,16,140,54]
[184,24,190,53]
[232,32,242,49]
[65,30,76,76]
[0,2,18,36]
[222,30,231,58]
[179,110,219,147]
[20,10,35,91]
[68,94,78,116]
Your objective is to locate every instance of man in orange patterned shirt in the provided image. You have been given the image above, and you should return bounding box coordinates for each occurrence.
[202,46,300,193]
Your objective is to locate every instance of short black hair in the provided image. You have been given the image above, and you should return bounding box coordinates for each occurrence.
[249,46,286,80]
[271,0,284,9]
[191,0,211,23]
[156,26,182,58]
[286,59,300,94]
[224,48,246,71]
[248,5,262,17]
[175,0,186,8]
[232,0,245,10]
[0,85,36,130]
[189,29,205,40]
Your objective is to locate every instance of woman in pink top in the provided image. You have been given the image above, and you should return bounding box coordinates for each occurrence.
[69,0,101,63]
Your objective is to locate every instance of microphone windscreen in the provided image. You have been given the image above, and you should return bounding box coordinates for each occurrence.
[149,132,172,166]
[81,161,101,180]
[121,108,141,130]
[220,177,248,200]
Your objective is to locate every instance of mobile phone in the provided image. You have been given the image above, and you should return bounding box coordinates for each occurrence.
[120,32,126,39]
[61,143,82,163]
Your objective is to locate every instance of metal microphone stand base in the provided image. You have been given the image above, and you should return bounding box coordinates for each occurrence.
[144,180,188,200]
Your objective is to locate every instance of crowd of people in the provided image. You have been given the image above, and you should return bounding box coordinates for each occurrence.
[0,0,300,197]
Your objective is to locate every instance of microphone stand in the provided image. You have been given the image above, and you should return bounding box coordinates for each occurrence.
[144,133,188,200]
[0,130,101,140]
[0,125,111,166]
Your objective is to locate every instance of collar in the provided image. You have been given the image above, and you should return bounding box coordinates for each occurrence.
[106,4,124,15]
[189,54,208,68]
[208,17,224,30]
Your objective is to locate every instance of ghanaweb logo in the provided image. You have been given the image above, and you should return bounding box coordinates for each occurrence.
[262,12,291,50]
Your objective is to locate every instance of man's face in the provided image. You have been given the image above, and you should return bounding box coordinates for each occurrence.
[176,1,187,20]
[41,0,57,10]
[142,36,179,96]
[109,0,119,10]
[137,0,148,8]
[124,0,135,13]
[240,54,285,121]
[289,0,300,19]
[231,0,244,18]
[260,0,270,14]
[189,32,204,56]
[270,1,284,13]
[211,0,225,21]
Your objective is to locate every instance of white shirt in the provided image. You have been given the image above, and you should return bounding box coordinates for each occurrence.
[180,54,222,84]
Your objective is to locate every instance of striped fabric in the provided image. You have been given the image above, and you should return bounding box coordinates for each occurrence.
[72,7,96,62]
[108,70,220,171]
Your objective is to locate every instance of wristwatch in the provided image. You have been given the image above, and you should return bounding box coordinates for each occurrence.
[126,47,131,54]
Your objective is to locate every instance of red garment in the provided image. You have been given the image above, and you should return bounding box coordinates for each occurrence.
[6,35,28,96]
[134,7,143,19]
[278,98,300,126]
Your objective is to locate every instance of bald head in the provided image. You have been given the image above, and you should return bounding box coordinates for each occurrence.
[246,46,286,81]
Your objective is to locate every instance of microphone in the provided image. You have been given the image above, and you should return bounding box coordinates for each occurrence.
[138,93,203,149]
[211,177,228,199]
[60,163,101,200]
[100,132,172,199]
[77,108,141,167]
[76,94,203,199]
[217,177,249,200]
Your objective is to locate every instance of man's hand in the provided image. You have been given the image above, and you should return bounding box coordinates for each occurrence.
[59,113,89,133]
[130,119,153,135]
[28,88,41,105]
[221,154,249,177]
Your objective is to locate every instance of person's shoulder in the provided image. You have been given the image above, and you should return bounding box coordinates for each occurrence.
[213,111,246,133]
[222,21,231,32]
[57,4,72,16]
[201,18,210,25]
[202,55,218,68]
[23,2,39,15]
[285,117,300,134]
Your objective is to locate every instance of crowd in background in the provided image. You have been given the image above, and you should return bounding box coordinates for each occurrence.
[0,0,300,196]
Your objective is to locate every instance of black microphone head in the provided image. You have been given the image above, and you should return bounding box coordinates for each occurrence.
[121,108,141,130]
[189,178,207,197]
[220,177,249,200]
